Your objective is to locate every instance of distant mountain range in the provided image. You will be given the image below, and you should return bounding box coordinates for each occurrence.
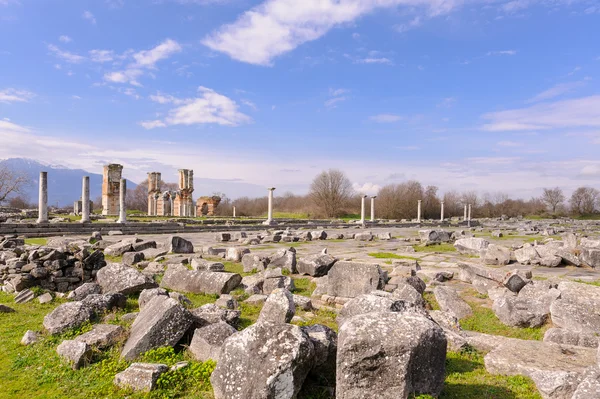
[0,158,138,207]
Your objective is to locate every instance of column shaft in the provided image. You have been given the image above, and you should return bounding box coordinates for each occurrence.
[117,179,127,223]
[81,176,90,223]
[37,172,48,223]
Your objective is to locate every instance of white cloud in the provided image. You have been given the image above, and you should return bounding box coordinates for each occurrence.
[526,81,586,103]
[82,10,96,24]
[0,119,29,133]
[241,99,258,110]
[59,35,72,43]
[89,49,114,63]
[72,95,82,100]
[149,92,185,105]
[370,114,402,123]
[47,44,86,63]
[104,69,144,85]
[395,16,421,33]
[132,39,181,68]
[482,96,600,131]
[487,50,517,56]
[325,96,347,108]
[0,88,35,103]
[201,0,460,66]
[354,57,393,65]
[352,182,381,195]
[141,86,252,128]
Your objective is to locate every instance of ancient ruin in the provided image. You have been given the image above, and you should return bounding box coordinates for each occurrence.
[147,172,161,216]
[173,169,194,217]
[196,196,221,216]
[101,164,123,216]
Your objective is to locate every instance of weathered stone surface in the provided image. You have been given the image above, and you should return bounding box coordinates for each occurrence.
[429,310,469,352]
[15,289,34,303]
[337,311,447,399]
[454,237,490,256]
[21,330,39,345]
[551,281,600,333]
[245,294,268,305]
[268,248,297,274]
[122,251,145,266]
[104,241,133,257]
[225,247,250,262]
[121,296,194,360]
[241,253,269,273]
[493,295,549,328]
[114,363,169,392]
[190,303,241,328]
[337,293,417,326]
[160,264,241,295]
[188,322,237,362]
[67,282,102,301]
[263,275,295,294]
[190,257,225,272]
[215,294,238,310]
[530,369,582,399]
[75,324,124,349]
[581,247,600,268]
[326,261,384,298]
[166,236,194,254]
[544,328,599,348]
[56,340,92,370]
[215,233,231,242]
[37,292,53,304]
[503,271,530,293]
[296,253,337,277]
[43,301,95,335]
[258,288,295,323]
[392,282,426,308]
[141,248,168,260]
[572,367,600,399]
[433,286,473,320]
[96,263,157,295]
[354,232,373,241]
[515,246,539,264]
[138,287,169,310]
[210,321,314,399]
[292,294,312,311]
[302,324,337,385]
[484,244,511,266]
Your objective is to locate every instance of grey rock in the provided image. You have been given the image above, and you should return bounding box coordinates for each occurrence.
[43,301,94,335]
[337,311,447,399]
[433,286,473,320]
[114,363,169,392]
[302,324,337,385]
[190,303,241,328]
[138,287,169,310]
[551,281,600,333]
[296,253,337,277]
[418,230,451,245]
[21,330,39,345]
[241,253,269,273]
[67,282,101,301]
[245,294,268,305]
[454,237,490,256]
[530,369,582,399]
[188,322,237,362]
[544,328,599,348]
[210,321,315,399]
[353,232,373,241]
[326,261,384,298]
[191,257,225,272]
[15,289,34,303]
[104,240,133,257]
[484,244,511,266]
[268,249,297,274]
[160,264,241,295]
[515,246,539,264]
[0,304,15,313]
[215,294,238,310]
[75,324,124,349]
[337,293,419,326]
[293,294,312,311]
[121,296,194,360]
[572,366,600,399]
[581,247,600,268]
[38,292,53,304]
[225,247,250,262]
[392,282,426,308]
[122,251,145,266]
[166,236,194,254]
[258,288,295,323]
[493,295,549,328]
[96,263,157,295]
[56,340,92,370]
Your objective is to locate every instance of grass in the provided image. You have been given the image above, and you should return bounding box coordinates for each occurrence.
[423,291,441,310]
[574,279,600,287]
[368,252,419,261]
[24,237,48,246]
[412,243,457,253]
[293,308,339,332]
[460,303,549,341]
[293,278,316,297]
[103,255,123,264]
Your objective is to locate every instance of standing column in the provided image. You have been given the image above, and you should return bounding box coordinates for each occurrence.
[117,179,127,223]
[440,201,445,222]
[265,187,276,225]
[417,200,422,223]
[370,196,376,222]
[468,204,472,222]
[464,205,468,221]
[81,176,90,223]
[37,171,48,223]
[233,206,236,218]
[360,195,367,224]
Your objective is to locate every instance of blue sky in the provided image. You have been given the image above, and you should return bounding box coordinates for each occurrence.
[1,0,599,199]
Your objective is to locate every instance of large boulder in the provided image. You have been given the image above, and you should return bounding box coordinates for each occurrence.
[572,367,600,399]
[454,237,489,256]
[241,253,269,273]
[138,288,169,310]
[67,282,102,301]
[580,247,600,268]
[210,321,315,399]
[483,244,511,266]
[418,230,451,245]
[296,253,337,277]
[337,311,447,399]
[188,322,237,362]
[166,236,194,254]
[114,363,169,392]
[337,292,420,326]
[225,247,250,262]
[258,288,295,323]
[96,263,157,295]
[268,248,297,274]
[121,296,194,360]
[326,261,384,298]
[56,340,92,370]
[551,281,600,333]
[515,246,540,264]
[160,264,241,295]
[75,324,124,349]
[301,324,337,385]
[190,303,241,328]
[104,240,134,257]
[433,286,473,320]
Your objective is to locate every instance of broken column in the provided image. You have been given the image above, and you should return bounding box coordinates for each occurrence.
[440,201,444,222]
[370,196,376,222]
[117,179,127,224]
[173,169,194,217]
[147,172,161,216]
[81,176,90,223]
[468,204,472,222]
[417,199,422,223]
[463,204,467,221]
[102,164,123,215]
[264,187,276,225]
[37,171,48,224]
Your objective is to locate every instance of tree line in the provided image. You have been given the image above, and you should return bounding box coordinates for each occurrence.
[1,164,599,219]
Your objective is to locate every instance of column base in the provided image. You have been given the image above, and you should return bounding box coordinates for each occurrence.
[262,219,275,226]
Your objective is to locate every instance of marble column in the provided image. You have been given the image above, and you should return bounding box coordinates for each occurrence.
[265,187,276,225]
[417,199,422,223]
[464,205,468,221]
[117,179,127,224]
[468,204,472,222]
[440,201,445,222]
[233,206,236,218]
[81,176,90,223]
[370,196,376,222]
[37,171,48,223]
[360,195,367,224]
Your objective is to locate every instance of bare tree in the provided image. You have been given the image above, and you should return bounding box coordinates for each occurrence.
[422,185,440,219]
[0,165,29,205]
[570,187,599,216]
[541,187,565,214]
[127,181,179,212]
[309,169,354,218]
[377,180,423,220]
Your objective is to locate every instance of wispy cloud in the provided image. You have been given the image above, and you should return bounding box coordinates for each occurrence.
[395,16,422,33]
[140,86,252,129]
[486,50,517,56]
[47,44,86,63]
[59,35,72,43]
[0,88,35,103]
[526,80,586,103]
[82,10,96,25]
[325,88,350,109]
[370,114,402,123]
[352,182,380,195]
[354,57,393,65]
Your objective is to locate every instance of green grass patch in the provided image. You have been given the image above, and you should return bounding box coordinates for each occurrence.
[293,278,316,297]
[293,308,339,332]
[574,279,600,287]
[460,304,549,341]
[103,255,123,263]
[237,302,263,330]
[368,252,419,261]
[24,237,48,246]
[184,292,219,308]
[412,243,457,253]
[423,292,440,310]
